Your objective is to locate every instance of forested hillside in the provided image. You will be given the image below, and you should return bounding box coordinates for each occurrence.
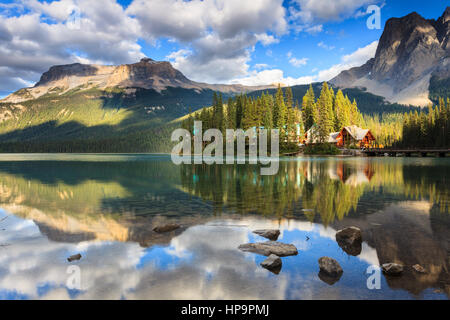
[0,81,440,153]
[249,83,420,116]
[429,76,450,105]
[0,87,229,153]
[181,83,367,152]
[397,98,450,148]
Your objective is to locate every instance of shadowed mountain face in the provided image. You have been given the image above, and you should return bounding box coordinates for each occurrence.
[332,7,450,106]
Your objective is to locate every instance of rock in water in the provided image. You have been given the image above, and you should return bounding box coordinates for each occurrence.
[238,241,298,257]
[253,229,281,241]
[318,271,343,285]
[382,263,404,276]
[67,254,82,262]
[336,227,362,244]
[335,227,362,256]
[260,254,282,274]
[412,264,427,274]
[153,224,181,233]
[318,257,343,277]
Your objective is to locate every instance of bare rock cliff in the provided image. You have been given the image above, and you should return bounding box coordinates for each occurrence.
[331,7,450,106]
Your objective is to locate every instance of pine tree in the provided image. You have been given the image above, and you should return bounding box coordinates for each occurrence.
[285,87,297,141]
[302,84,316,131]
[316,82,334,143]
[274,85,287,133]
[259,93,272,130]
[333,89,350,131]
[226,97,236,129]
[235,95,243,129]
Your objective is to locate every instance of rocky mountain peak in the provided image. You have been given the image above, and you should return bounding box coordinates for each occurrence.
[331,7,450,107]
[140,57,154,63]
[2,57,274,104]
[35,63,107,87]
[442,6,450,23]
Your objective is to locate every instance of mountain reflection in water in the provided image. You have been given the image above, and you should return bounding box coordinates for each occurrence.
[0,155,448,300]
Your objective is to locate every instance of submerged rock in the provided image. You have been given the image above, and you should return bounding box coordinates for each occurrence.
[238,241,298,257]
[335,227,362,256]
[253,229,280,241]
[67,253,82,262]
[318,270,343,285]
[318,257,343,277]
[153,224,181,233]
[260,254,282,274]
[412,264,427,274]
[382,263,404,276]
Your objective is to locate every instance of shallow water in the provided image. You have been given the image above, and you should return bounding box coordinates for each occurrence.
[0,154,448,300]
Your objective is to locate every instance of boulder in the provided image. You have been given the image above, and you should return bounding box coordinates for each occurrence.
[412,264,427,274]
[260,254,282,274]
[238,241,298,257]
[253,229,280,241]
[153,224,180,233]
[67,253,82,262]
[318,257,343,277]
[335,227,362,256]
[382,263,404,276]
[336,227,362,244]
[318,271,343,285]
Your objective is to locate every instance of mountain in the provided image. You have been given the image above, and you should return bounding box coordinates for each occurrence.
[331,7,450,106]
[1,58,270,104]
[0,58,274,152]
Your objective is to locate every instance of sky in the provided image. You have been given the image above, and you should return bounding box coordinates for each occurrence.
[0,0,448,98]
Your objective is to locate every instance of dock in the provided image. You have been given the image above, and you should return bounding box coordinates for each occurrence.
[362,149,449,157]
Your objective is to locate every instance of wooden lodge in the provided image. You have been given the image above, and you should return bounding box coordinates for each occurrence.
[337,125,376,149]
[303,125,376,149]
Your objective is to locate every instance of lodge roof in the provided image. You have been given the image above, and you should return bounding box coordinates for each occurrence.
[305,125,373,144]
[342,125,370,141]
[305,125,340,144]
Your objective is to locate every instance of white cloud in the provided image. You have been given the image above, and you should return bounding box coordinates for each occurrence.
[128,0,287,83]
[315,40,378,81]
[230,41,378,86]
[254,63,270,70]
[255,33,279,46]
[341,41,378,65]
[0,0,380,93]
[0,0,144,93]
[289,57,308,67]
[230,69,315,87]
[127,0,287,41]
[291,0,378,23]
[289,0,382,34]
[304,24,323,34]
[166,32,255,83]
[318,41,335,50]
[0,0,289,92]
[294,24,323,34]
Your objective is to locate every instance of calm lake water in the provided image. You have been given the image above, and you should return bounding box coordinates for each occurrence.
[0,154,448,300]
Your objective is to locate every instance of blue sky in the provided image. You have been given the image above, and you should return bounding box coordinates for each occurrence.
[0,0,448,97]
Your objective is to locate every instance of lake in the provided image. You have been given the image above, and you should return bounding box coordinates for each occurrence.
[0,154,448,300]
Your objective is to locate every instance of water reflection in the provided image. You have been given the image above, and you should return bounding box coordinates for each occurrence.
[0,155,448,299]
[180,158,449,222]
